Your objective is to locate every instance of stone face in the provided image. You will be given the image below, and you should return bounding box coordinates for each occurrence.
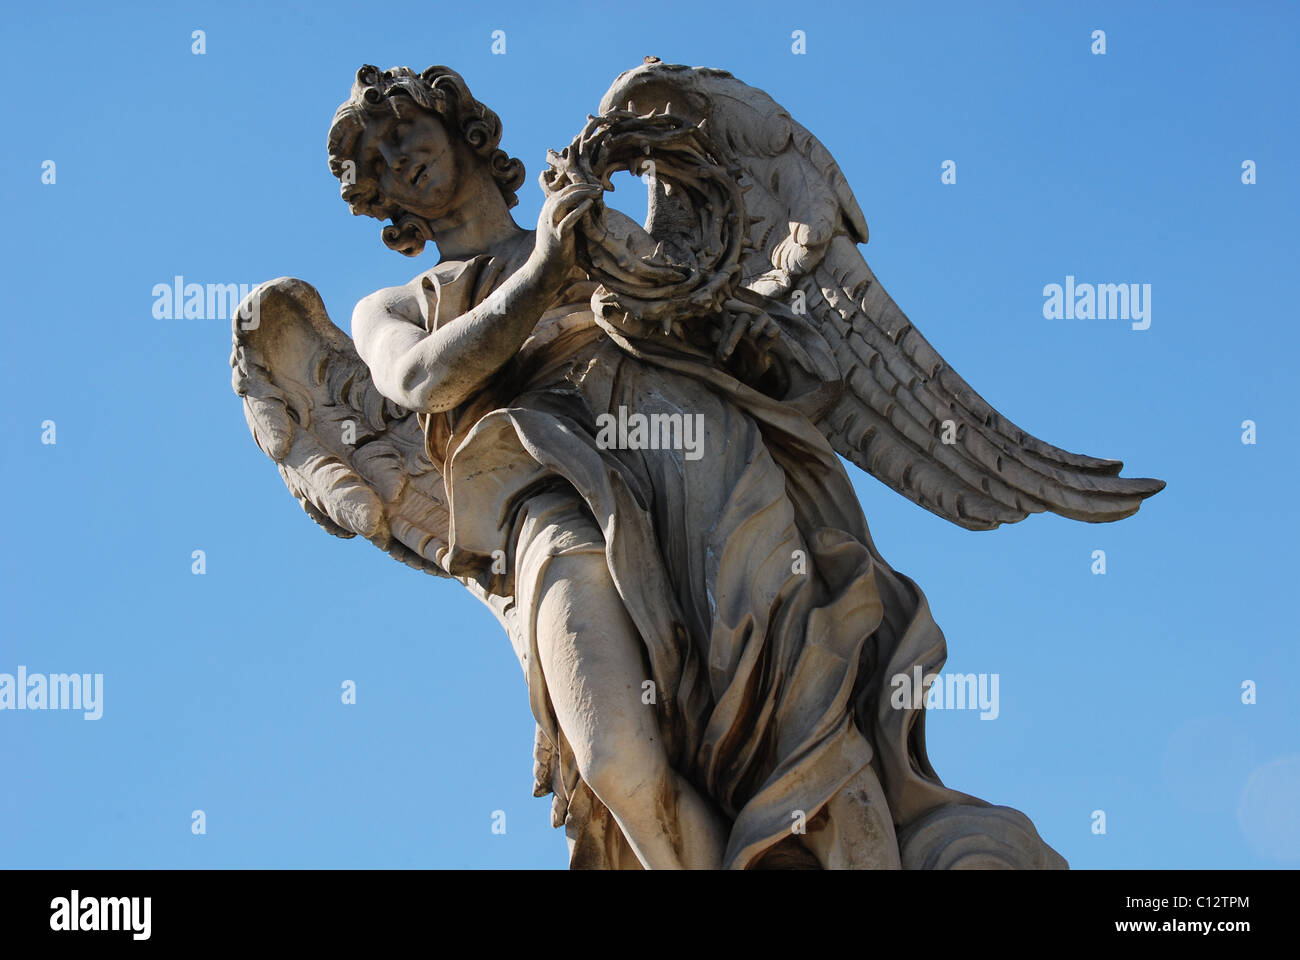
[230,61,1163,869]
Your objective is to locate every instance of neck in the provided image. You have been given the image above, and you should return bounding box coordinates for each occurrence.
[428,181,523,261]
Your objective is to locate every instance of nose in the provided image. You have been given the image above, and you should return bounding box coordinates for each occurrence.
[379,141,406,173]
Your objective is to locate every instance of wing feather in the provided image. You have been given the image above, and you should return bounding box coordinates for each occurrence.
[230,277,450,573]
[597,61,1163,529]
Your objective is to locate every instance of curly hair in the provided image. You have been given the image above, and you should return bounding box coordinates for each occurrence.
[327,65,526,256]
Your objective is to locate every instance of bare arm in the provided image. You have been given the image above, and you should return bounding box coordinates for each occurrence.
[353,248,563,413]
[353,182,600,414]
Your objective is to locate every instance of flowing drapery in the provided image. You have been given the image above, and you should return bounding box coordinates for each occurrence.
[415,253,1065,869]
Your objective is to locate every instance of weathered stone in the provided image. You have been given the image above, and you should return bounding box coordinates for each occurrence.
[230,61,1163,869]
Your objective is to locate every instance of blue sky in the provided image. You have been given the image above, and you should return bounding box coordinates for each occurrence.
[2,0,1297,869]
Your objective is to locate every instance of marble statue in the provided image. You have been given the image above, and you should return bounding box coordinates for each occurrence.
[230,59,1163,869]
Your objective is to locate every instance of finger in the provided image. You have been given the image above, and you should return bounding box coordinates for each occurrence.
[717,314,747,361]
[722,297,763,316]
[555,201,594,239]
[555,183,602,209]
[562,187,603,220]
[557,198,595,235]
[550,187,600,229]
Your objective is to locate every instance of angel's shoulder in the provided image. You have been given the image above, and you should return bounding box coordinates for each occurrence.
[353,257,494,337]
[352,276,427,326]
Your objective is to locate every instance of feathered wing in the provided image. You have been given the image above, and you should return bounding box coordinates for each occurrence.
[597,62,1164,529]
[229,277,451,573]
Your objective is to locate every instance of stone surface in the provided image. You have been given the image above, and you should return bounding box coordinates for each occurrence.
[230,60,1163,869]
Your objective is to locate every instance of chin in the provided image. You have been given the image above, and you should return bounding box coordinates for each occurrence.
[422,183,458,212]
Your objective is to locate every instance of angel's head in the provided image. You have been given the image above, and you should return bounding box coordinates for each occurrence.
[328,65,526,256]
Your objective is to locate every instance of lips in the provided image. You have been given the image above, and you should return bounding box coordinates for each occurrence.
[408,163,426,186]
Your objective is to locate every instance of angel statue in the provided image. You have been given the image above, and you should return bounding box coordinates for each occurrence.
[230,59,1162,870]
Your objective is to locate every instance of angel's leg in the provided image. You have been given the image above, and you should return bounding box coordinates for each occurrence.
[535,548,728,869]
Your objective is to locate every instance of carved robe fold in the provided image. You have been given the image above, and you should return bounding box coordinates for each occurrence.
[411,248,1064,870]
